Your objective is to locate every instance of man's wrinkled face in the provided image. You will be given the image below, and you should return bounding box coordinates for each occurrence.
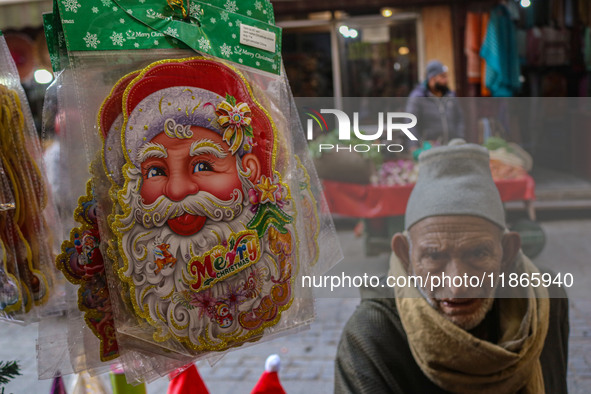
[139,126,243,236]
[394,216,518,331]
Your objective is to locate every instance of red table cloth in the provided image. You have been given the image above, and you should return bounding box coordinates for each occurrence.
[322,175,535,218]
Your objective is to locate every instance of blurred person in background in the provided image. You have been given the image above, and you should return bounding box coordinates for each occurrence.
[406,60,465,147]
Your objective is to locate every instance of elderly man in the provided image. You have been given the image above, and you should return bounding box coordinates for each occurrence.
[335,142,568,393]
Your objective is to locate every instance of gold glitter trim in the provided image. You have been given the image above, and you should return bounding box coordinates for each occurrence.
[155,299,166,322]
[187,229,261,293]
[295,155,320,267]
[169,308,190,330]
[138,144,168,160]
[190,140,224,154]
[97,70,139,188]
[133,231,152,261]
[55,180,119,362]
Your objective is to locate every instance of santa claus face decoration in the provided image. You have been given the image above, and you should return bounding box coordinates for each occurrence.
[103,58,297,351]
[137,126,251,235]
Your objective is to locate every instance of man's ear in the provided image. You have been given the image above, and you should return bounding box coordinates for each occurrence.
[241,153,261,183]
[392,233,411,274]
[501,231,521,272]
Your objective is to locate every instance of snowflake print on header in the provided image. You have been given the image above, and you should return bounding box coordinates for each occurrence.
[220,43,232,57]
[224,0,238,13]
[163,27,179,38]
[62,0,81,13]
[198,37,211,52]
[83,32,100,49]
[110,32,125,47]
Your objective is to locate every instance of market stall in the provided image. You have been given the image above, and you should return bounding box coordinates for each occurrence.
[315,136,540,257]
[323,175,536,219]
[323,174,538,257]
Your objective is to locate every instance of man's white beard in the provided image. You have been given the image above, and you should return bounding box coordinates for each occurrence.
[118,164,265,345]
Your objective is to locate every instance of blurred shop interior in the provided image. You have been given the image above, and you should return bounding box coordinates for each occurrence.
[273,0,591,210]
[2,0,591,207]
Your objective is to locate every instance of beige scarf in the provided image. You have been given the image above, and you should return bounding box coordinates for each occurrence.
[389,252,550,394]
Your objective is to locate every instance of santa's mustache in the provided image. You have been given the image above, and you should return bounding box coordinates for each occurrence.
[131,189,245,229]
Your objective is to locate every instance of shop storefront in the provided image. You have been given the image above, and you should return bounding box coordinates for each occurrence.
[275,1,591,208]
[280,12,422,101]
[0,1,589,393]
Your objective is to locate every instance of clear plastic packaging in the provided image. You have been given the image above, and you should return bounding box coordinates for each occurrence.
[0,159,24,321]
[46,0,342,383]
[0,32,64,323]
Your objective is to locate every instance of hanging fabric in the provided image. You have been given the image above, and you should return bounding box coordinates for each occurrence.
[481,12,492,97]
[465,12,483,84]
[480,5,521,97]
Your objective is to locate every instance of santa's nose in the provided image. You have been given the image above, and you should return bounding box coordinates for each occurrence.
[165,174,199,202]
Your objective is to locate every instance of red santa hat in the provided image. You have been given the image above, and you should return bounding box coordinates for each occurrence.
[167,363,209,394]
[251,354,286,394]
[99,71,138,186]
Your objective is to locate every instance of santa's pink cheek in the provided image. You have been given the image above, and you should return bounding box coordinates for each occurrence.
[140,181,165,205]
[198,175,243,200]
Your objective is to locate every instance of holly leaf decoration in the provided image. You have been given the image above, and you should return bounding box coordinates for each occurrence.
[248,204,293,238]
[244,124,254,137]
[225,93,237,106]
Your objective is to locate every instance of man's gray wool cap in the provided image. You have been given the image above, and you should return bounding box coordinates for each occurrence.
[425,60,448,81]
[405,140,506,230]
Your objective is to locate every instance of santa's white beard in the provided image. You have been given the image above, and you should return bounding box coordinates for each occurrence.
[118,165,272,345]
[120,172,252,267]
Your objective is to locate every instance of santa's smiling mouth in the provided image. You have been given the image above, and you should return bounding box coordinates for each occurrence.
[167,213,207,236]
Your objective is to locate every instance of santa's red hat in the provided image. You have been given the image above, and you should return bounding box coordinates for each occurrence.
[251,354,286,394]
[98,71,138,186]
[167,363,209,394]
[121,58,275,178]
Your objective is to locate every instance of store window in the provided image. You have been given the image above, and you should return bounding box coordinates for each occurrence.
[281,13,421,100]
[339,15,419,98]
[283,27,334,97]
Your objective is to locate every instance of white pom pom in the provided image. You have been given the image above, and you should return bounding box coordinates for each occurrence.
[265,354,280,372]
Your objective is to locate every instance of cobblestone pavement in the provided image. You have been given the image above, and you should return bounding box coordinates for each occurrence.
[0,223,589,393]
[568,298,591,394]
[186,298,360,394]
[535,218,591,394]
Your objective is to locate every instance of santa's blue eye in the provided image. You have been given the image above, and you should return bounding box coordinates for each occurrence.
[147,167,166,178]
[193,161,213,173]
